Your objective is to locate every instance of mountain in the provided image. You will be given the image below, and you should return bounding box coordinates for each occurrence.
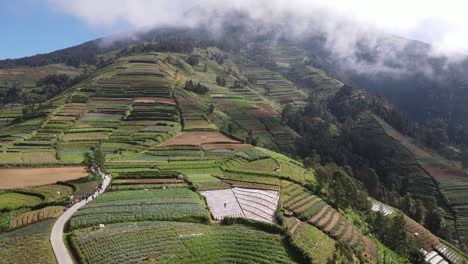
[0,11,468,263]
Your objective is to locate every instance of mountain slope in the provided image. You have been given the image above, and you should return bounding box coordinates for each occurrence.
[0,18,467,261]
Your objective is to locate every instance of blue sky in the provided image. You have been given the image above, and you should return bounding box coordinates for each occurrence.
[0,0,121,59]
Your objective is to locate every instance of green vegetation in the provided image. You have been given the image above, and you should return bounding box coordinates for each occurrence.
[187,174,230,191]
[70,188,208,229]
[1,36,463,263]
[282,217,336,263]
[0,192,42,212]
[71,221,297,264]
[0,219,56,264]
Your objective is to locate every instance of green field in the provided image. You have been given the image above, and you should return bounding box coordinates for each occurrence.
[0,192,42,211]
[0,219,56,264]
[70,188,208,229]
[72,221,297,264]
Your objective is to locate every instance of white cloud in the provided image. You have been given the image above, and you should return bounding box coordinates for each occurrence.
[48,0,468,54]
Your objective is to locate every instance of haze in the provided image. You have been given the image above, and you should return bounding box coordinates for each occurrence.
[49,0,468,55]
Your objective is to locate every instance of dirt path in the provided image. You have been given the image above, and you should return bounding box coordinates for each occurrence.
[50,174,111,264]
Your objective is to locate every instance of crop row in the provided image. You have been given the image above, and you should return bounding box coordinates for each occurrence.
[72,221,295,264]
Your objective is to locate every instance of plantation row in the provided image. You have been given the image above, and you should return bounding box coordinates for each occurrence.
[282,217,336,263]
[0,219,56,263]
[72,221,296,264]
[70,188,208,229]
[280,181,377,261]
[187,174,231,191]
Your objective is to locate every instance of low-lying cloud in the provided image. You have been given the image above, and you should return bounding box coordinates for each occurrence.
[49,0,468,55]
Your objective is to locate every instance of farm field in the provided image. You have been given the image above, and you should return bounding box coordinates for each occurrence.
[202,188,279,223]
[0,219,56,264]
[187,174,231,191]
[0,167,88,189]
[1,45,465,264]
[70,188,209,229]
[159,131,247,149]
[0,192,42,211]
[280,180,377,262]
[283,217,336,263]
[71,221,297,264]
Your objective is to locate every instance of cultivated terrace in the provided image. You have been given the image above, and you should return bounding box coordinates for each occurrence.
[0,42,467,264]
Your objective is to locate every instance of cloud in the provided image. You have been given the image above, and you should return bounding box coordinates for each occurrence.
[49,0,200,28]
[49,0,468,55]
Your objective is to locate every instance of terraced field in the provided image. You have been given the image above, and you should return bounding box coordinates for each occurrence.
[0,219,56,264]
[283,217,336,263]
[2,49,461,263]
[374,115,468,246]
[0,192,43,211]
[187,174,230,191]
[280,181,377,262]
[70,188,209,229]
[72,221,297,264]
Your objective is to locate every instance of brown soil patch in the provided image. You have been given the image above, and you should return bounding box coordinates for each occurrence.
[425,166,467,181]
[324,212,340,232]
[362,237,377,263]
[348,231,360,246]
[246,104,279,117]
[250,129,268,135]
[0,69,26,77]
[317,210,334,226]
[333,221,346,237]
[340,226,354,242]
[309,205,329,223]
[216,101,237,111]
[175,95,194,105]
[0,167,88,189]
[160,132,242,147]
[404,216,439,250]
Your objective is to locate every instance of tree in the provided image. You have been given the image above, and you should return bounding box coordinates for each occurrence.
[401,193,414,216]
[82,152,95,172]
[281,104,294,124]
[208,104,215,114]
[408,249,426,264]
[82,145,106,174]
[216,75,226,87]
[315,166,331,190]
[186,55,199,66]
[227,123,234,134]
[413,200,426,222]
[365,168,380,196]
[385,213,407,254]
[425,207,443,234]
[184,80,208,95]
[93,145,106,172]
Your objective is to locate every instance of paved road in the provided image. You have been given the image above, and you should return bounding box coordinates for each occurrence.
[51,175,111,264]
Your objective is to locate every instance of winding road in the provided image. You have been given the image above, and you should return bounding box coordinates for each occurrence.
[50,175,111,264]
